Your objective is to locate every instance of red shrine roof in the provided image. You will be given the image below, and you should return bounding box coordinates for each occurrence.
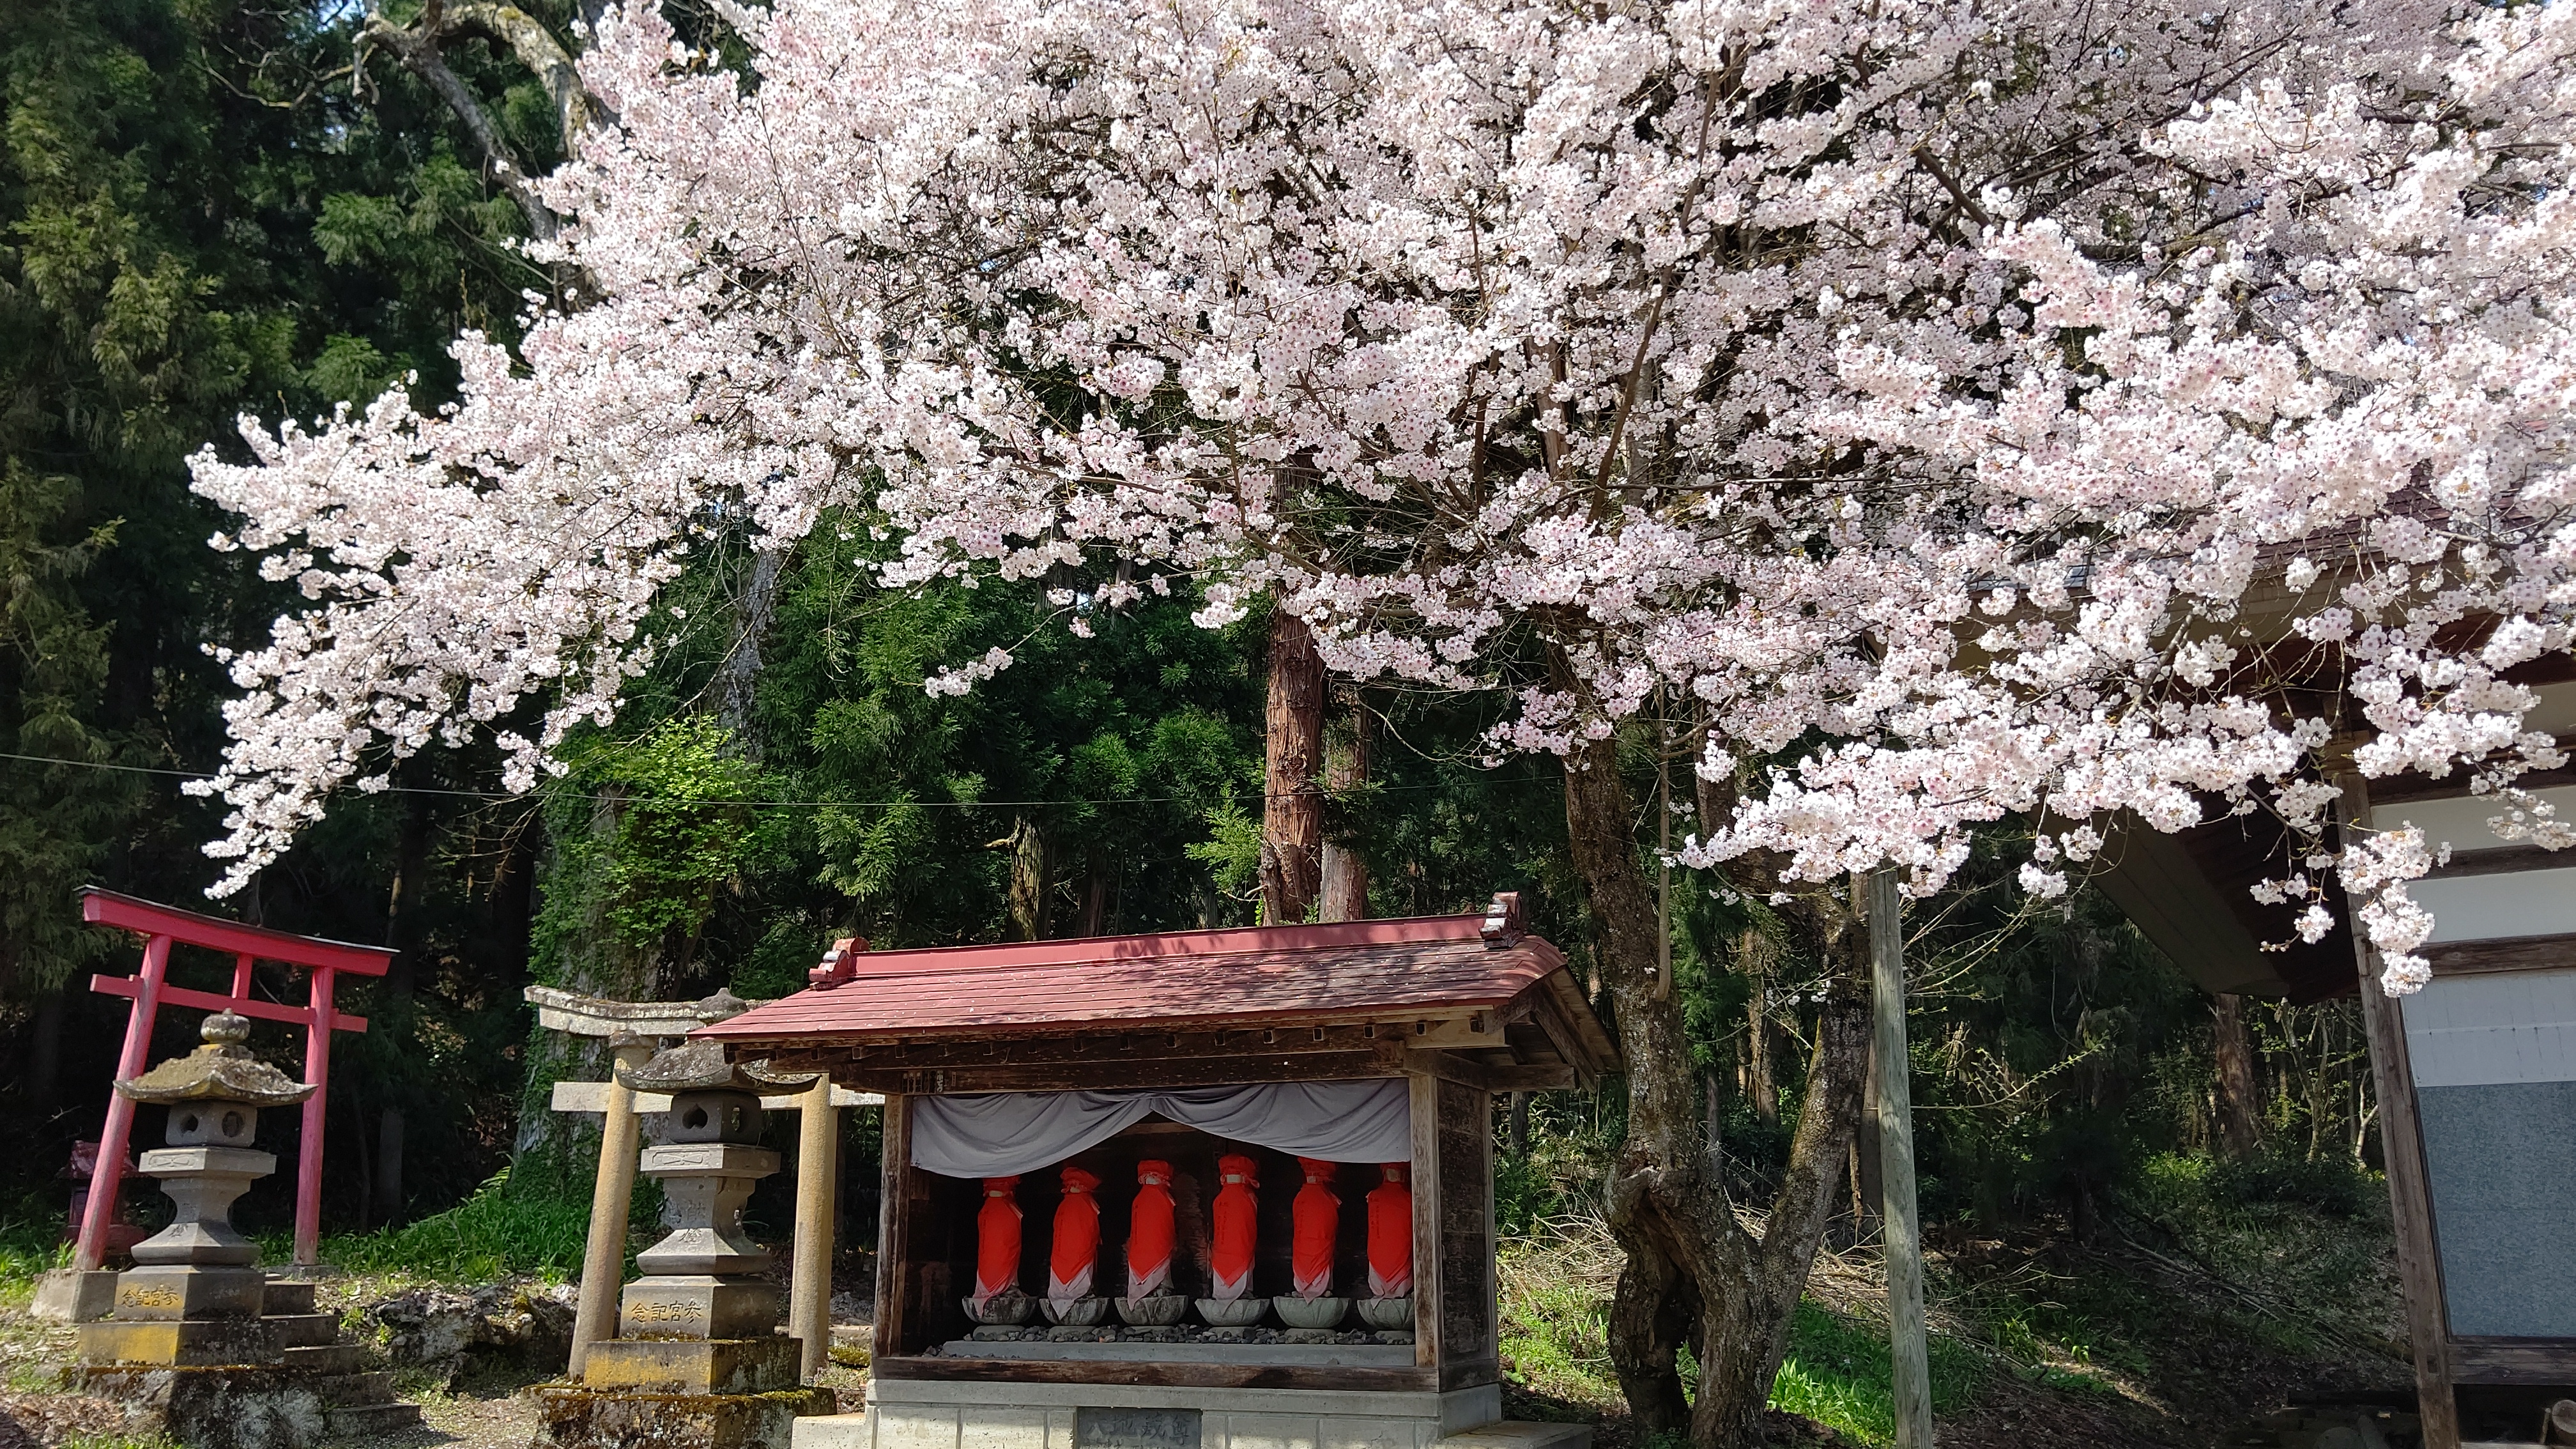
[694,912,1575,1043]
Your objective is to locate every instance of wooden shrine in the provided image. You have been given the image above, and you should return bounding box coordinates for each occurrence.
[2103,676,2576,1446]
[697,895,1613,1449]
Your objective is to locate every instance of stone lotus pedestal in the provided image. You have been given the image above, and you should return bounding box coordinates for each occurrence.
[533,1041,833,1449]
[70,1013,420,1449]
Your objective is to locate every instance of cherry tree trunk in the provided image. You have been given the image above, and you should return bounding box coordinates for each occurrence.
[1563,735,1870,1446]
[1260,610,1325,925]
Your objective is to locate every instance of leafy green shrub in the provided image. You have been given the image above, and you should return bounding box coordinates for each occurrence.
[2208,1151,2375,1218]
[1771,1301,1984,1446]
[303,1171,592,1282]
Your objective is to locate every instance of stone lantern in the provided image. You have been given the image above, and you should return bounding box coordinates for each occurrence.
[79,1011,314,1366]
[584,1039,820,1394]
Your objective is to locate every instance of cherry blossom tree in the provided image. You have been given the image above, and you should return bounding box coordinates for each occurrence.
[190,0,2576,1438]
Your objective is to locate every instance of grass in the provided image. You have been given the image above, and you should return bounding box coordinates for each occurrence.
[1772,1300,1985,1445]
[255,1171,594,1284]
[1494,1212,1994,1444]
[0,1216,70,1305]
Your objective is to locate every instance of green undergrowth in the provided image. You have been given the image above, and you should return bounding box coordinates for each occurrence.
[1771,1301,1985,1444]
[1495,1217,1991,1445]
[0,1213,70,1303]
[257,1171,594,1284]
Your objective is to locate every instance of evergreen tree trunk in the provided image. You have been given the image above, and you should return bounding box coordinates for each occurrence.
[1319,686,1370,922]
[514,787,653,1172]
[373,789,431,1227]
[1744,930,1778,1125]
[718,547,785,756]
[1261,610,1325,926]
[1007,815,1054,941]
[1563,732,1871,1447]
[2212,992,2263,1158]
[1077,845,1113,937]
[27,986,64,1114]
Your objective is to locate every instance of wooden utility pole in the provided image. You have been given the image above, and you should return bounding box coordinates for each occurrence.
[1867,866,1932,1448]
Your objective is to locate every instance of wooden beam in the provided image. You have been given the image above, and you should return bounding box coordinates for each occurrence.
[783,1049,1407,1096]
[873,1094,913,1365]
[2450,1339,2576,1386]
[2338,776,2460,1449]
[716,1011,1494,1062]
[871,1356,1438,1393]
[1409,1073,1442,1372]
[2425,932,2576,976]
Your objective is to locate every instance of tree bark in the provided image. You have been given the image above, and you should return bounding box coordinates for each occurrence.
[373,787,433,1227]
[1006,815,1053,941]
[1561,730,1871,1446]
[717,548,785,758]
[2212,991,2263,1158]
[1743,930,1778,1124]
[1259,610,1325,926]
[27,986,64,1114]
[360,3,596,242]
[1077,845,1113,937]
[1318,686,1370,922]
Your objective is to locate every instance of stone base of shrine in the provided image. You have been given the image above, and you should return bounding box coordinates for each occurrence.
[68,1362,422,1449]
[530,1383,838,1449]
[792,1379,1591,1449]
[32,1269,121,1323]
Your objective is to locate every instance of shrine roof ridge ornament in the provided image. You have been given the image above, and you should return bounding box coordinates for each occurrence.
[114,1012,319,1108]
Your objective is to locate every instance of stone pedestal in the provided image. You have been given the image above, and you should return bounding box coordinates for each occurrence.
[543,1041,834,1449]
[33,1268,121,1323]
[66,1013,423,1448]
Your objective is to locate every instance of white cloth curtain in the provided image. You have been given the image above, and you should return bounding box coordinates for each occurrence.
[910,1079,1411,1178]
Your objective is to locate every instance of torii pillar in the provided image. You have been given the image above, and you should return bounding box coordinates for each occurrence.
[528,977,878,1381]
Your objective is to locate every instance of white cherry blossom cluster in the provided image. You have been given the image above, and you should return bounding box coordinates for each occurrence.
[188,0,2576,995]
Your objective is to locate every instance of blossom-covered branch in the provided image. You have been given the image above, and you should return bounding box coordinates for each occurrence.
[191,0,2576,992]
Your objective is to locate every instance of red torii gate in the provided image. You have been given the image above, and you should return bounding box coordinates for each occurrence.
[73,887,392,1270]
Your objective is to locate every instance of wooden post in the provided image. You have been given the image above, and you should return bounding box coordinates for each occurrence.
[1869,866,1932,1449]
[293,966,337,1267]
[75,933,171,1271]
[790,1072,840,1381]
[570,1034,655,1379]
[873,1095,912,1365]
[1407,1071,1442,1370]
[2336,776,2460,1449]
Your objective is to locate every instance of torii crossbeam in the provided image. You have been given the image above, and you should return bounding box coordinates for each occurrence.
[75,887,393,1269]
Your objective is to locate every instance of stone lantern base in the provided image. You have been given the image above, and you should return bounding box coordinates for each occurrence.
[530,1381,836,1449]
[70,1279,424,1449]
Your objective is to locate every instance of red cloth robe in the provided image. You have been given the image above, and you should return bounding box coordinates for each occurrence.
[1291,1158,1339,1299]
[1126,1160,1177,1298]
[1210,1153,1259,1301]
[972,1176,1021,1304]
[1048,1165,1102,1303]
[1367,1163,1413,1298]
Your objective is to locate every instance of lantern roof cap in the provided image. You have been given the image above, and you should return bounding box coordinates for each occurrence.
[114,1012,319,1108]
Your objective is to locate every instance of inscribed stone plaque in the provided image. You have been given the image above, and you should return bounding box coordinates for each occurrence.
[1073,1407,1202,1449]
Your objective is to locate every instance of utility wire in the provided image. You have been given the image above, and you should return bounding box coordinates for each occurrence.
[0,747,1549,811]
